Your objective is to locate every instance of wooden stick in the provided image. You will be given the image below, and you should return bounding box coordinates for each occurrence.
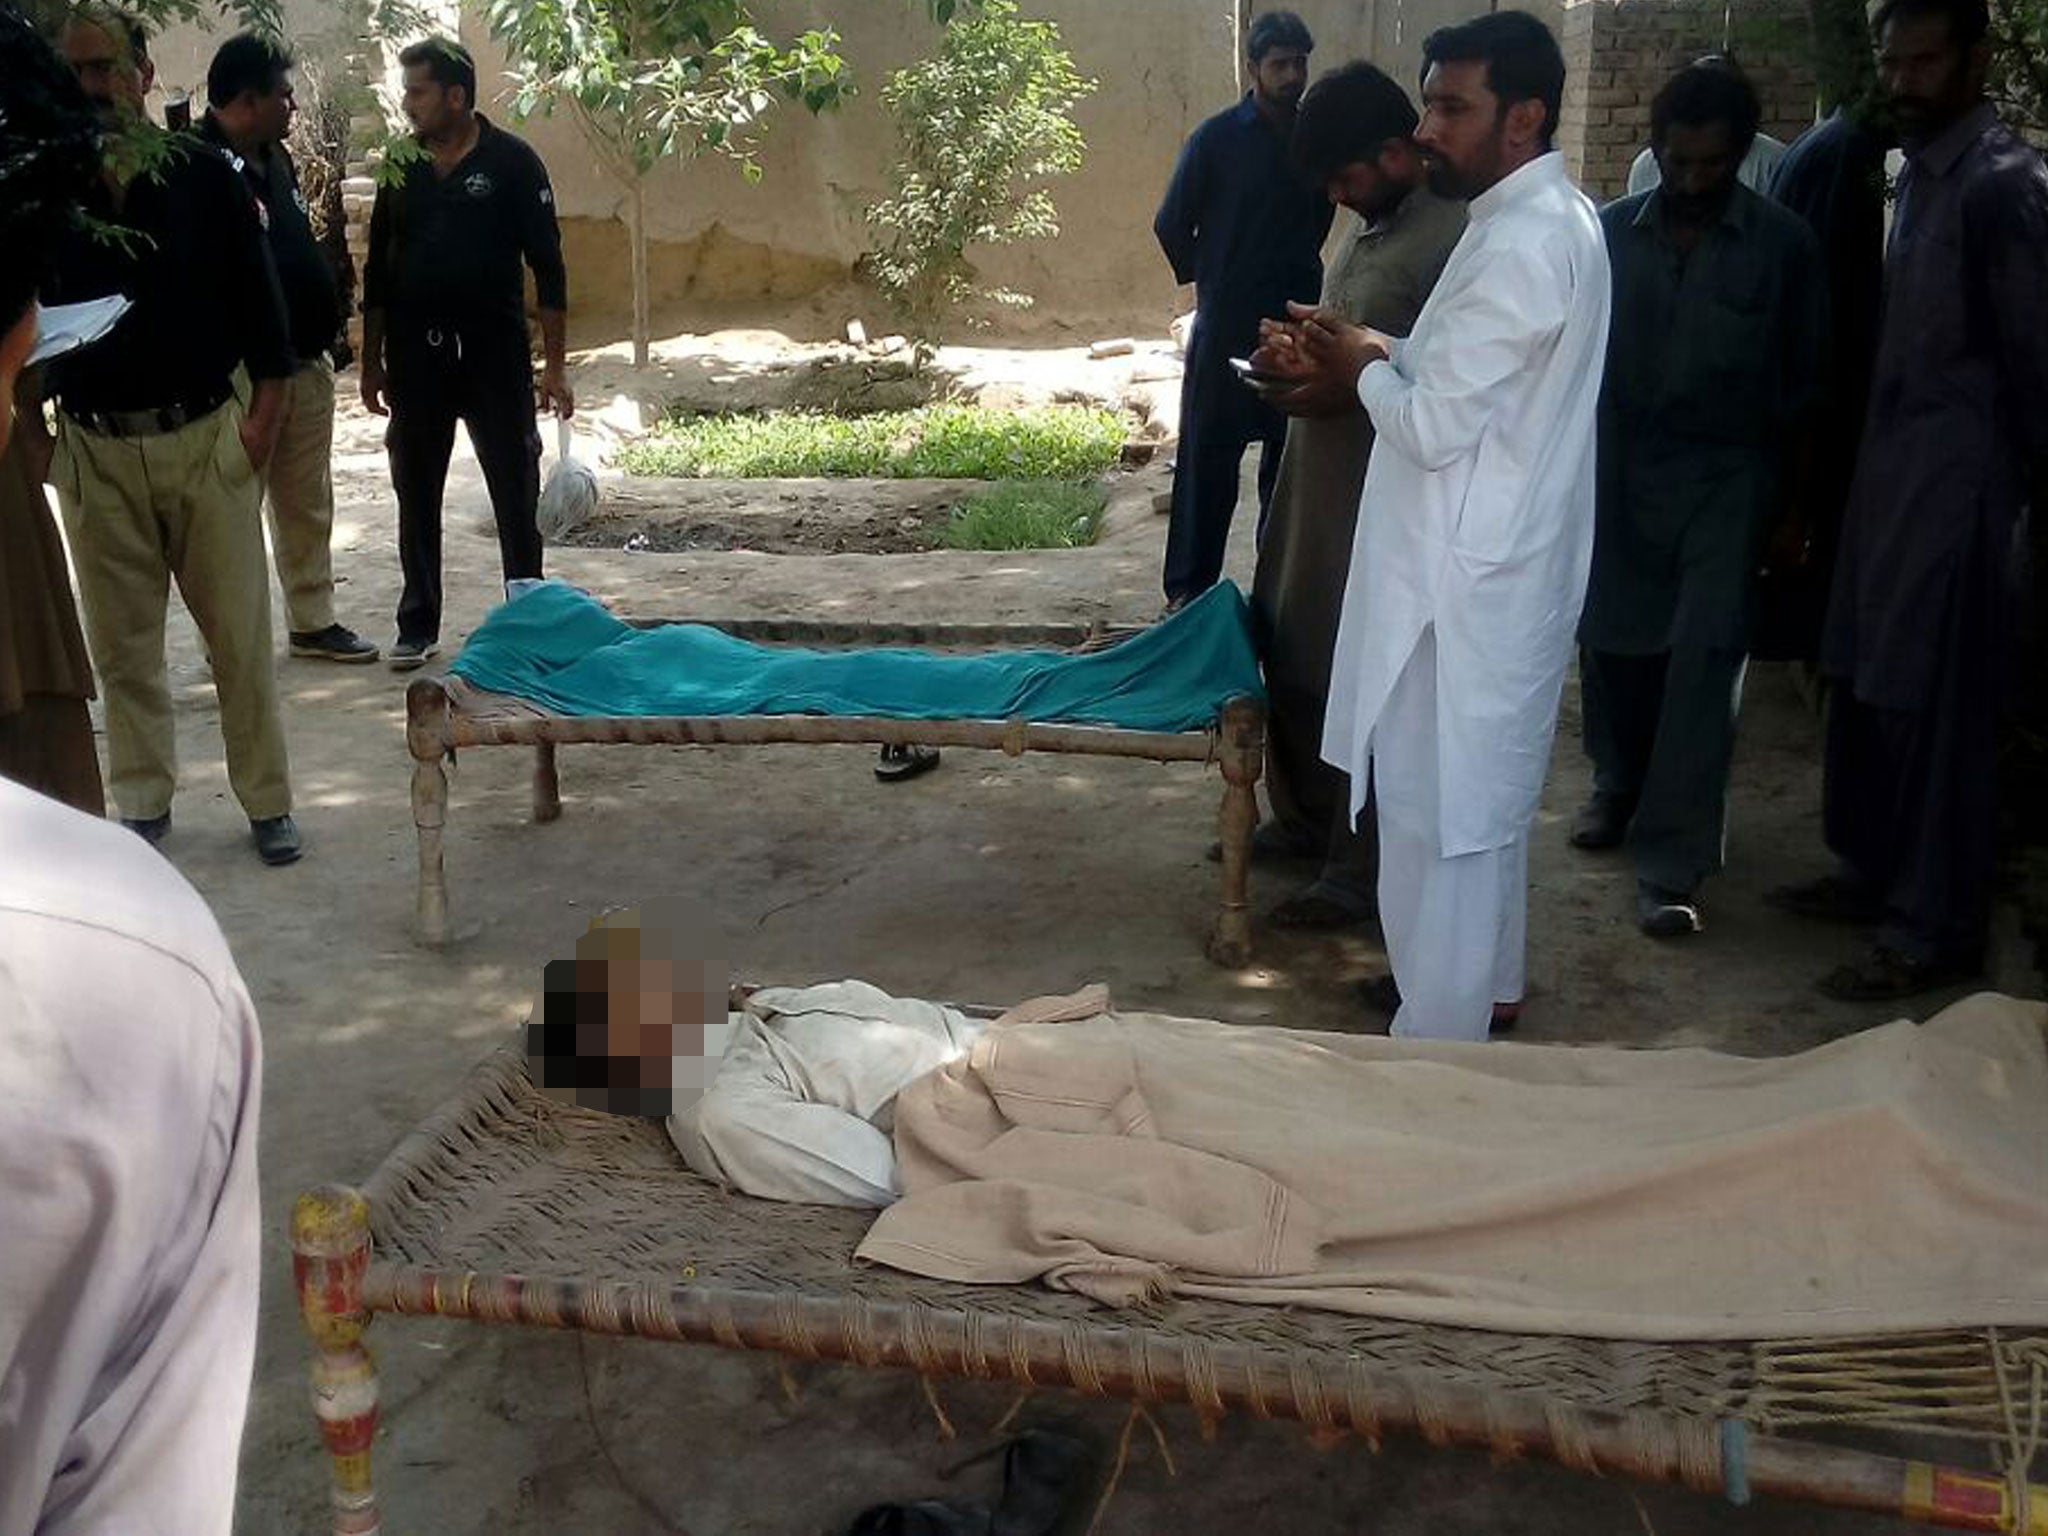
[533,741,562,824]
[1206,697,1263,967]
[442,708,1224,764]
[405,681,452,948]
[358,1264,2048,1534]
[292,1187,382,1536]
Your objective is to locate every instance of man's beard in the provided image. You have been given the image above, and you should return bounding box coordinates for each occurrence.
[1425,156,1483,200]
[1421,122,1504,201]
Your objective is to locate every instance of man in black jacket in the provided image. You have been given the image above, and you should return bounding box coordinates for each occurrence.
[361,36,572,670]
[1153,10,1332,611]
[202,32,378,664]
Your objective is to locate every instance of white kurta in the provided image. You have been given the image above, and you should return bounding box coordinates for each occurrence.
[1323,151,1610,856]
[0,778,263,1535]
[668,982,1112,1207]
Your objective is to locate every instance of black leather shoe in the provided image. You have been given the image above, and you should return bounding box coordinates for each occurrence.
[252,814,302,866]
[121,811,171,845]
[1569,792,1634,850]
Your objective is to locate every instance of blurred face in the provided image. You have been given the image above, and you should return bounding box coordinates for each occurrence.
[1654,118,1742,222]
[400,62,467,139]
[62,18,150,127]
[1879,12,1986,139]
[1250,46,1311,114]
[1416,59,1506,199]
[528,910,731,1118]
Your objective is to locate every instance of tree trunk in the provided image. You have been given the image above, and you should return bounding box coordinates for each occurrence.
[629,177,651,371]
[1807,0,1876,115]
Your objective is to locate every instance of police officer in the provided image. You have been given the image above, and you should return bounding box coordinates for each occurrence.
[360,36,572,670]
[27,3,302,865]
[200,32,378,664]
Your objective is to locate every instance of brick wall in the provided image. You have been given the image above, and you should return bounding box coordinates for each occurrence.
[1560,0,1819,202]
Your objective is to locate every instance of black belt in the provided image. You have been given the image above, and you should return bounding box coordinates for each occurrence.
[65,380,234,439]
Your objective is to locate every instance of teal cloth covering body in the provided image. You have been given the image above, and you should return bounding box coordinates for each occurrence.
[449,581,1265,734]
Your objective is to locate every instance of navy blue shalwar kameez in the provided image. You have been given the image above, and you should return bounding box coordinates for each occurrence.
[1154,96,1332,605]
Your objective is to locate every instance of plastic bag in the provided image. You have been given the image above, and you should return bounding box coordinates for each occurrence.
[536,416,599,540]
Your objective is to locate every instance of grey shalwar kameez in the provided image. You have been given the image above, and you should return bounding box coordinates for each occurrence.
[1250,186,1465,901]
[1579,184,1826,894]
[1819,103,2048,968]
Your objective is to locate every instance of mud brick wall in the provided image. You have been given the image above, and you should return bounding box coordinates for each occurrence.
[1561,0,1819,202]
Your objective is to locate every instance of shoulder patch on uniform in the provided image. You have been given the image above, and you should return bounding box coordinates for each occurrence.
[539,186,553,206]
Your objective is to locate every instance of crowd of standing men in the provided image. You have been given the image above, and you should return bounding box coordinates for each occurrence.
[0,4,571,864]
[1162,2,2048,1038]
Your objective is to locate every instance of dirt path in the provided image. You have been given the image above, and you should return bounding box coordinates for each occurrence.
[107,342,2036,1533]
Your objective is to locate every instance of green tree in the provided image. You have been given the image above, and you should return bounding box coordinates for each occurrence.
[865,0,1094,351]
[474,0,866,368]
[1806,0,2046,129]
[1989,0,2048,135]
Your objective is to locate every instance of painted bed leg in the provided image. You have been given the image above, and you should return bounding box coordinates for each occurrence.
[406,680,452,948]
[533,741,562,823]
[1207,697,1264,968]
[292,1186,382,1536]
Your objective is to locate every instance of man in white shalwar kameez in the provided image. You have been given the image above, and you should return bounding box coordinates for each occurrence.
[1274,11,1610,1041]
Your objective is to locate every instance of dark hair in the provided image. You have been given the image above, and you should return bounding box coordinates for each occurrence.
[206,31,293,110]
[398,36,476,104]
[1292,61,1420,181]
[0,5,102,335]
[1650,56,1763,159]
[1247,10,1314,62]
[1872,0,1990,50]
[1420,10,1566,150]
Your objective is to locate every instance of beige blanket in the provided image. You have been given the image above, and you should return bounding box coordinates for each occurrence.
[855,993,2048,1341]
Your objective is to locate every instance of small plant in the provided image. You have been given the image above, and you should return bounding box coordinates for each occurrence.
[618,404,1124,481]
[941,481,1105,550]
[864,0,1095,350]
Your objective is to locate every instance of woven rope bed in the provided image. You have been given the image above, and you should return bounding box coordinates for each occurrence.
[402,616,1265,964]
[292,1042,2048,1536]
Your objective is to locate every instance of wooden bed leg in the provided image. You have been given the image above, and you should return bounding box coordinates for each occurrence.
[292,1186,382,1536]
[1206,697,1264,968]
[534,741,562,823]
[406,680,452,948]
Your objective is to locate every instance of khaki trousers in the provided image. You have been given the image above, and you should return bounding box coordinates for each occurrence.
[54,403,292,822]
[263,358,338,634]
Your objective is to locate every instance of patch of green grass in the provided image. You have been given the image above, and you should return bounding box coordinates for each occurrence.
[617,404,1125,481]
[941,481,1106,551]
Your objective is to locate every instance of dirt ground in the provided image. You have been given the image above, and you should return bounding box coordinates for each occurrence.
[564,477,983,557]
[104,333,2040,1534]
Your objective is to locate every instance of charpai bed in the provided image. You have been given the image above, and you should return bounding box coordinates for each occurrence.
[294,1034,2048,1536]
[403,584,1267,964]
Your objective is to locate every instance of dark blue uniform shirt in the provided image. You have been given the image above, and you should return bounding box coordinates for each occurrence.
[1154,95,1332,361]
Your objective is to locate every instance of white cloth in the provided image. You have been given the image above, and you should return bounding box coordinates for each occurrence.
[1375,628,1528,1039]
[1626,133,1788,197]
[0,778,263,1536]
[668,981,986,1207]
[1323,151,1611,857]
